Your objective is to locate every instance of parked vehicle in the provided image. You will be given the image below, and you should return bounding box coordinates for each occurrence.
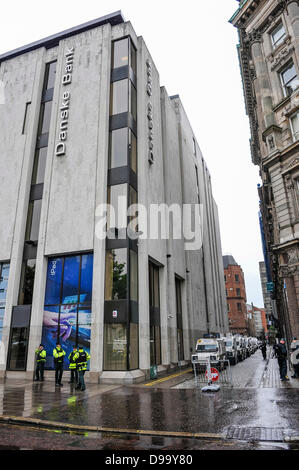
[243,337,251,358]
[223,335,238,365]
[235,335,246,361]
[191,337,226,372]
[249,337,258,354]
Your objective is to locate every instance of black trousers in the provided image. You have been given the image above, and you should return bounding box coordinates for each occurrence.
[278,358,287,379]
[35,362,45,380]
[78,370,86,389]
[70,369,78,383]
[261,348,267,360]
[55,362,64,384]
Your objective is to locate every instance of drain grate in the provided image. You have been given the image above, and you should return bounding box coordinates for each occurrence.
[226,426,285,442]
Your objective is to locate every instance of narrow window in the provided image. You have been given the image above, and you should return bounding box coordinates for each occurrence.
[271,23,286,49]
[281,62,299,97]
[112,38,129,69]
[22,102,31,134]
[290,112,299,142]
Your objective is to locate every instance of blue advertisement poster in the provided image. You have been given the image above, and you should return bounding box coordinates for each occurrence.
[42,254,93,370]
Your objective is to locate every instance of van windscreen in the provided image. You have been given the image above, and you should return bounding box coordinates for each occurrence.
[196,344,218,352]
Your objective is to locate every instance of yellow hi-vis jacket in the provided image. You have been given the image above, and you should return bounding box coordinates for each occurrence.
[68,350,78,370]
[35,349,46,362]
[53,346,66,363]
[73,349,90,371]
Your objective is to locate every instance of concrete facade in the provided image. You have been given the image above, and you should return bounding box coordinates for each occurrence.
[0,13,228,383]
[231,0,299,344]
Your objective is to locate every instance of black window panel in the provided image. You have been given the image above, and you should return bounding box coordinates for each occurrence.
[29,183,44,201]
[23,244,37,261]
[111,65,129,83]
[109,112,137,136]
[42,88,54,103]
[7,327,29,370]
[18,259,36,305]
[108,166,137,191]
[10,305,31,327]
[36,133,49,149]
[104,299,128,323]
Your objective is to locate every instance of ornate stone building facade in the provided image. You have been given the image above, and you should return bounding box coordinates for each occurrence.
[230,0,299,343]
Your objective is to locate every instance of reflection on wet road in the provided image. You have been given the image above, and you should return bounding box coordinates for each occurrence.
[0,350,298,449]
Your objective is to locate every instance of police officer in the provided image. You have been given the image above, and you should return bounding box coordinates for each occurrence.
[53,342,66,386]
[260,339,267,360]
[276,338,289,381]
[34,344,46,381]
[74,345,90,391]
[68,345,78,384]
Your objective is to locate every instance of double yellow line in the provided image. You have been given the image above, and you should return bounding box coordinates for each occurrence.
[144,368,192,386]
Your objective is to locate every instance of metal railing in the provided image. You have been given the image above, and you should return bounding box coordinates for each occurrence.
[192,358,233,388]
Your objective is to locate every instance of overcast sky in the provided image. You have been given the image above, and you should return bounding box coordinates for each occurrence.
[0,0,265,307]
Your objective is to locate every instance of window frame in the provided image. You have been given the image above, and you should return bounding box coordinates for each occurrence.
[280,62,299,97]
[290,111,299,142]
[271,22,286,49]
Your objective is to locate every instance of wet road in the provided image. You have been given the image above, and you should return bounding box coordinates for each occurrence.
[0,423,297,451]
[0,349,298,450]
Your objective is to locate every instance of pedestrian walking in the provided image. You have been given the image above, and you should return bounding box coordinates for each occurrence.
[68,345,78,384]
[53,342,66,387]
[260,339,267,360]
[34,344,46,381]
[74,346,90,391]
[290,342,299,379]
[275,339,289,381]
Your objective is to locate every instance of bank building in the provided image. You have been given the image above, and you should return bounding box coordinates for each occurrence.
[0,12,228,383]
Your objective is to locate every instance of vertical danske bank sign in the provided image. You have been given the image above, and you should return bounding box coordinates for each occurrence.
[55,47,75,157]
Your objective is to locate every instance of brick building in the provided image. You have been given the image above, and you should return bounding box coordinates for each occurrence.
[223,255,248,335]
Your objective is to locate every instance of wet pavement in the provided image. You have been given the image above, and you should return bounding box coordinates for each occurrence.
[0,422,297,451]
[0,350,299,450]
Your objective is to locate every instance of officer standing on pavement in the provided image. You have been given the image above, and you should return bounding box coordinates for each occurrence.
[34,344,46,381]
[74,345,90,391]
[53,342,66,387]
[260,339,267,360]
[275,338,289,381]
[68,345,78,384]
